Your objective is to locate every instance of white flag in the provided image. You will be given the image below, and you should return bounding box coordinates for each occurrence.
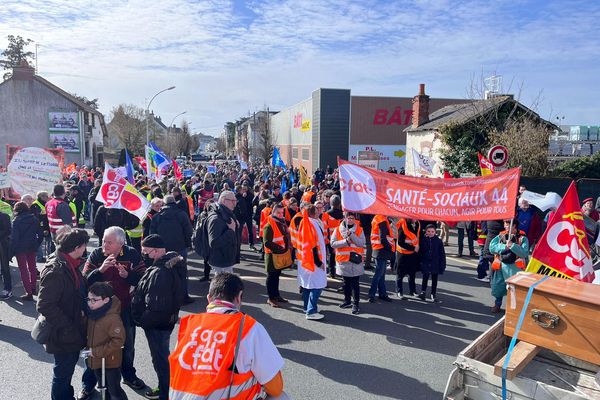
[411,148,436,175]
[521,190,562,212]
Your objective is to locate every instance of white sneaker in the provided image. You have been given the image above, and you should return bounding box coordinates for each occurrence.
[0,290,12,300]
[306,312,325,320]
[476,276,490,283]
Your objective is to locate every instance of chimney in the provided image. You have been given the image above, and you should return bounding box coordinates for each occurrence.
[12,59,35,80]
[412,83,430,128]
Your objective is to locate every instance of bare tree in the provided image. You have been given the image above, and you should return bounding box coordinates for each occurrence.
[107,104,147,155]
[488,118,552,176]
[170,120,194,156]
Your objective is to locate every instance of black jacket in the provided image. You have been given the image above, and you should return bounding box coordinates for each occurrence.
[150,204,193,252]
[206,203,239,268]
[37,253,87,354]
[420,235,446,274]
[93,206,140,242]
[235,191,253,220]
[131,252,185,330]
[10,211,42,255]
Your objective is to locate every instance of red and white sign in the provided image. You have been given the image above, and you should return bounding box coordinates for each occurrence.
[96,163,150,220]
[338,158,520,221]
[488,145,509,167]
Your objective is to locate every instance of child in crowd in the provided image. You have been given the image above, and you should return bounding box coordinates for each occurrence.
[85,282,128,400]
[418,224,446,302]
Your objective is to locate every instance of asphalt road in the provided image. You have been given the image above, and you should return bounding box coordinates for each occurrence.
[0,234,501,400]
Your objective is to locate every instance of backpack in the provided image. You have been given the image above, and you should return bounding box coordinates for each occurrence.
[131,267,159,326]
[192,212,210,259]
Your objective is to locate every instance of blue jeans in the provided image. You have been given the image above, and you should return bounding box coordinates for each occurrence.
[368,258,388,298]
[83,308,137,391]
[145,328,172,400]
[477,247,490,279]
[495,297,503,307]
[302,288,322,315]
[52,351,80,400]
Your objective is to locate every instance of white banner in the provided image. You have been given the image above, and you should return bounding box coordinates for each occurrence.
[7,147,62,195]
[521,190,562,212]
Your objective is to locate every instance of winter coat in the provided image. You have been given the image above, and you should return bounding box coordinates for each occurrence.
[86,297,126,369]
[330,221,365,277]
[93,206,140,242]
[235,191,253,220]
[206,203,239,268]
[131,252,186,330]
[150,203,193,252]
[489,232,529,298]
[37,253,87,354]
[263,217,291,273]
[10,211,42,255]
[419,235,446,275]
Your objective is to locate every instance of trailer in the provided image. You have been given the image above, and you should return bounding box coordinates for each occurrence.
[444,318,600,399]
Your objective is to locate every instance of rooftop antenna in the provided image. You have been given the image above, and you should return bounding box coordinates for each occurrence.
[484,75,502,99]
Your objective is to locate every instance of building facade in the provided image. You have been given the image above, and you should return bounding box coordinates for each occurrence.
[0,62,106,167]
[269,87,465,173]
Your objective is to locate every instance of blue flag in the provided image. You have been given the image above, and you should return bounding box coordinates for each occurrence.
[289,170,295,185]
[125,150,135,184]
[281,177,287,194]
[272,147,286,168]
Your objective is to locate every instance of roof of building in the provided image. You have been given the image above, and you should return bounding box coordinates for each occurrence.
[405,95,555,132]
[1,62,108,138]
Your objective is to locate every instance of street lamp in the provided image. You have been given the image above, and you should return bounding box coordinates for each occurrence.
[145,86,175,145]
[167,111,186,156]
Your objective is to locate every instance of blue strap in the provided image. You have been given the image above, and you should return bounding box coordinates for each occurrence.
[502,275,549,400]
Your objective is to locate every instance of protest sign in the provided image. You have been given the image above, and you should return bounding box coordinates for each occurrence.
[0,172,9,189]
[6,146,64,199]
[338,158,520,221]
[183,169,194,178]
[207,165,217,174]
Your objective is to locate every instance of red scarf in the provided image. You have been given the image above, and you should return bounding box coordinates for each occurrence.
[60,252,81,288]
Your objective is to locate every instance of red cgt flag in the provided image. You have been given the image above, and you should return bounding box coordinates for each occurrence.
[173,160,183,181]
[525,181,595,282]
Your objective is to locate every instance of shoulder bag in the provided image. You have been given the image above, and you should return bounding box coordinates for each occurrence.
[31,315,53,345]
[273,249,293,270]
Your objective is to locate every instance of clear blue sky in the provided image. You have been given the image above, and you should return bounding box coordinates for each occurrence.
[1,0,598,135]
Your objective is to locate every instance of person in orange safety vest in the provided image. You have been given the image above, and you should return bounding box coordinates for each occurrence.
[394,218,421,299]
[169,273,287,400]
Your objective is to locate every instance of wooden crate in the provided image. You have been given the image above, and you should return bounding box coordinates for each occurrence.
[505,272,600,365]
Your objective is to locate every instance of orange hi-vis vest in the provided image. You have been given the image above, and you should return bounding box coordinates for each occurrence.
[301,191,315,203]
[297,210,323,271]
[491,230,527,270]
[259,207,272,238]
[169,312,262,400]
[289,213,303,251]
[396,219,420,254]
[46,197,76,234]
[321,211,342,245]
[332,225,364,263]
[264,217,285,254]
[371,215,395,250]
[186,196,194,220]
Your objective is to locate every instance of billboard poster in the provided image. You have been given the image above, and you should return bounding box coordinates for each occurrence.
[5,145,64,200]
[49,132,80,152]
[49,111,79,132]
[349,144,406,171]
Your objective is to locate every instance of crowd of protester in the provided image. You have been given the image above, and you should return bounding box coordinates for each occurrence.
[1,158,600,399]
